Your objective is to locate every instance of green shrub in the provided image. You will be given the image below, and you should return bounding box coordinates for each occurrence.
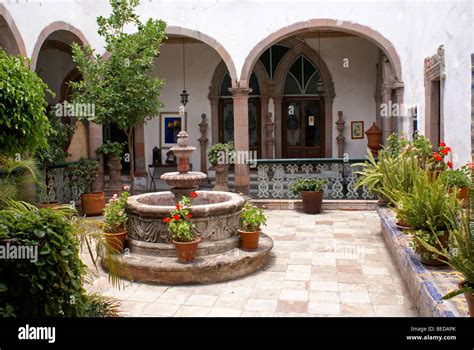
[290,178,327,194]
[239,201,267,232]
[71,158,99,193]
[96,141,125,159]
[0,49,52,157]
[208,142,235,167]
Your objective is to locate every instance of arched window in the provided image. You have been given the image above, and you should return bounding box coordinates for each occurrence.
[284,56,322,95]
[259,44,290,80]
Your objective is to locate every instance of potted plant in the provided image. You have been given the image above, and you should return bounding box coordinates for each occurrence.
[96,141,125,188]
[238,201,267,251]
[163,194,200,262]
[428,141,451,178]
[103,188,129,253]
[73,157,105,216]
[444,163,472,207]
[208,142,235,191]
[397,170,461,266]
[290,178,327,214]
[417,209,474,317]
[354,151,388,206]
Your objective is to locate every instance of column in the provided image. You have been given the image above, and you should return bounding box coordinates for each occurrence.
[208,95,220,144]
[382,84,393,145]
[394,83,404,137]
[260,95,269,158]
[273,95,283,158]
[229,87,251,195]
[324,93,335,157]
[134,124,146,177]
[198,114,209,174]
[88,122,104,191]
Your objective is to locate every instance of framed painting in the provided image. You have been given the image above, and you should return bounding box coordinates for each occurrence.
[351,121,364,139]
[159,112,187,148]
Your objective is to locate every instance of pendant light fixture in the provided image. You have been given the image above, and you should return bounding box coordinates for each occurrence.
[315,31,324,95]
[180,38,189,106]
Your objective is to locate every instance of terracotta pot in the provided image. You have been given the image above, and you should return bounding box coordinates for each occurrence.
[37,201,61,209]
[460,282,474,317]
[239,229,260,251]
[173,237,201,262]
[365,122,382,157]
[457,187,468,208]
[301,191,323,214]
[104,230,127,253]
[418,232,449,267]
[81,192,105,216]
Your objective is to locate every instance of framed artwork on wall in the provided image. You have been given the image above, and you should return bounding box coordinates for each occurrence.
[159,112,187,148]
[351,121,364,139]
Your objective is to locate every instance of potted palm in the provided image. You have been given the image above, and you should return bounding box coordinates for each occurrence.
[96,141,125,188]
[73,157,105,216]
[354,151,388,206]
[163,194,200,262]
[103,188,129,253]
[290,178,327,214]
[445,163,472,208]
[238,201,267,251]
[208,142,234,191]
[417,209,474,317]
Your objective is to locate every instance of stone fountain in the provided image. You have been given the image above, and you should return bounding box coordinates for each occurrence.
[103,131,273,284]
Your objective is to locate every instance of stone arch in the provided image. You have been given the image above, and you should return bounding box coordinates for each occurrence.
[272,43,335,157]
[167,25,238,85]
[0,4,27,56]
[31,21,89,71]
[208,60,269,151]
[241,19,402,87]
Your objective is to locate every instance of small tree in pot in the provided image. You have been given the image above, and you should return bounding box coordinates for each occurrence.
[208,142,234,191]
[103,188,129,253]
[73,158,105,216]
[290,178,327,214]
[238,201,267,251]
[96,141,125,188]
[163,193,200,262]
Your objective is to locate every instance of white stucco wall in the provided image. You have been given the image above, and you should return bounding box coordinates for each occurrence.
[2,0,472,165]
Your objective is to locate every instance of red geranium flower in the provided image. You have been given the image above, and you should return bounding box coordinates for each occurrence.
[187,213,192,219]
[440,147,450,155]
[439,141,446,147]
[163,217,171,223]
[433,152,443,161]
[173,214,180,221]
[190,191,198,199]
[176,204,181,210]
[447,161,453,169]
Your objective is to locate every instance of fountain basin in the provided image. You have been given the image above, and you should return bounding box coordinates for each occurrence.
[160,171,207,188]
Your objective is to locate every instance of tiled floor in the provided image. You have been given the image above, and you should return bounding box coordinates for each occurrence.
[85,210,419,317]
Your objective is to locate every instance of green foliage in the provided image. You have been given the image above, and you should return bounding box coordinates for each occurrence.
[76,293,121,317]
[239,201,267,232]
[0,156,41,205]
[96,141,125,159]
[71,158,99,193]
[0,207,87,317]
[353,151,384,195]
[290,177,327,195]
[36,109,76,166]
[103,190,129,233]
[0,49,52,157]
[384,133,409,158]
[444,164,472,188]
[207,142,235,166]
[163,196,196,242]
[71,0,167,191]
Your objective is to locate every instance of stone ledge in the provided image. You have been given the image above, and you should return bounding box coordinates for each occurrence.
[252,199,377,211]
[102,233,274,285]
[377,206,468,317]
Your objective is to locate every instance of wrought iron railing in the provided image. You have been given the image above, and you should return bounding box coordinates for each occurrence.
[252,158,375,200]
[42,162,83,204]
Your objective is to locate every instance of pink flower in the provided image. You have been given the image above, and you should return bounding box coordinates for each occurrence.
[123,185,130,191]
[118,210,124,216]
[113,194,118,199]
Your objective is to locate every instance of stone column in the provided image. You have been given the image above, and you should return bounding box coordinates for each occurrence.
[198,113,209,174]
[88,122,104,191]
[229,87,251,195]
[208,95,220,144]
[273,95,283,158]
[265,112,275,159]
[324,93,335,157]
[335,111,345,158]
[260,95,269,158]
[382,84,393,145]
[394,83,404,136]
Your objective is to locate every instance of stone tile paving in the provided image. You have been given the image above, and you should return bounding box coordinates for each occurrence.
[85,210,419,317]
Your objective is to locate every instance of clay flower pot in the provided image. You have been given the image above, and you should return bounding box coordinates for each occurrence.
[301,191,323,214]
[239,229,260,251]
[81,192,105,216]
[418,232,449,267]
[458,187,468,208]
[104,230,128,253]
[460,282,474,317]
[173,237,201,262]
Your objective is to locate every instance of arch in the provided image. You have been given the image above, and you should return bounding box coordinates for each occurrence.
[241,19,402,86]
[0,4,27,56]
[31,21,89,71]
[167,25,238,85]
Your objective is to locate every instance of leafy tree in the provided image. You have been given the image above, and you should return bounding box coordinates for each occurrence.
[0,49,52,157]
[71,0,167,191]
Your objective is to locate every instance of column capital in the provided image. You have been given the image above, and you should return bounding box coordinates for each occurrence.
[229,87,252,98]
